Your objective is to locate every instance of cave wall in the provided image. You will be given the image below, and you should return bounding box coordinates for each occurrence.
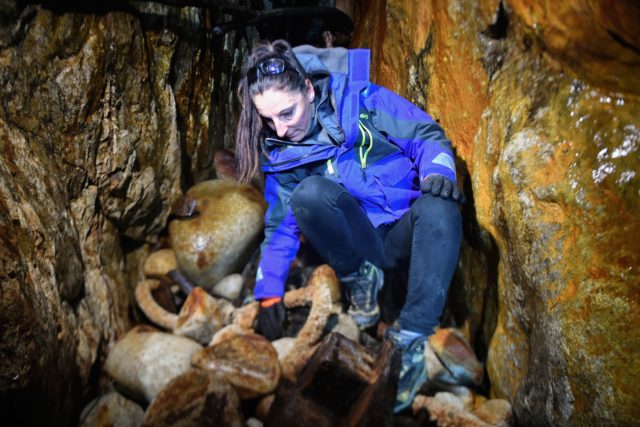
[0,2,248,425]
[353,0,639,425]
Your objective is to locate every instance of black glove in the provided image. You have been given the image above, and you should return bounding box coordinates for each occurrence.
[256,298,286,340]
[421,175,465,204]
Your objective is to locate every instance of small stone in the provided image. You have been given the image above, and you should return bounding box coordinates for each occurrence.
[473,399,513,426]
[141,368,244,427]
[211,273,244,300]
[143,249,178,280]
[191,334,280,399]
[246,417,264,427]
[104,326,202,403]
[79,392,144,427]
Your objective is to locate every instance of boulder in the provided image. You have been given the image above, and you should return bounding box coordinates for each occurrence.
[141,368,244,427]
[104,326,202,402]
[169,180,266,290]
[191,334,280,399]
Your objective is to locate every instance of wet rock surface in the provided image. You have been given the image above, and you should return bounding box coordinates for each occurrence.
[169,179,267,290]
[104,326,202,403]
[354,0,640,424]
[1,0,638,426]
[0,2,246,425]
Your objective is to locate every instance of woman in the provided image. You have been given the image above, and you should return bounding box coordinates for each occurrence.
[235,39,463,412]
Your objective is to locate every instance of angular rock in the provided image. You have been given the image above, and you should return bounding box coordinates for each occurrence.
[428,328,483,386]
[135,280,223,344]
[191,334,280,399]
[474,399,513,426]
[141,368,243,427]
[104,326,202,402]
[79,392,144,427]
[169,180,266,290]
[266,333,400,427]
[412,392,513,427]
[174,287,224,344]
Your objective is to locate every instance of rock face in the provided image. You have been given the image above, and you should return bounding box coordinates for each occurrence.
[0,2,247,425]
[353,0,639,425]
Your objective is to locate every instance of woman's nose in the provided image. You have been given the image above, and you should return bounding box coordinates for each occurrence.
[274,120,288,138]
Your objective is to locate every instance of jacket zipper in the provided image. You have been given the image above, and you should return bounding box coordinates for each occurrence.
[358,120,374,178]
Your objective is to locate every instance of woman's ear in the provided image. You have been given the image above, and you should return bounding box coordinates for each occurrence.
[305,79,315,103]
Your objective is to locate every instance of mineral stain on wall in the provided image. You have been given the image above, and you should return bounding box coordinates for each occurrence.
[353,0,639,425]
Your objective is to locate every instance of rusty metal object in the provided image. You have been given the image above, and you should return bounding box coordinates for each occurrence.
[266,332,400,427]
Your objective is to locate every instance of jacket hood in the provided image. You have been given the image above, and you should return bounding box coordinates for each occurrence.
[293,45,350,77]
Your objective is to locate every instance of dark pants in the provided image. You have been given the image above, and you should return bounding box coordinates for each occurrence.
[290,176,462,335]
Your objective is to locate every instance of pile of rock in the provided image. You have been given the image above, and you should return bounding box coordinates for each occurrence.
[79,178,512,426]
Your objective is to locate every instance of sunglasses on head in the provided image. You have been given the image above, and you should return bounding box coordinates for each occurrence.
[246,57,291,85]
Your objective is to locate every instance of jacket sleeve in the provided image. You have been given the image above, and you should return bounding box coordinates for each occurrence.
[254,172,301,300]
[362,84,457,183]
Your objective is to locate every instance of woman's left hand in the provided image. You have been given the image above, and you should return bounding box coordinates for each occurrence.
[421,175,465,204]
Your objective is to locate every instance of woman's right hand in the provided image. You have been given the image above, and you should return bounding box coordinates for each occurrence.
[256,297,286,340]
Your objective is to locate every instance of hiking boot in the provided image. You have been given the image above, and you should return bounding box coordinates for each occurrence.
[386,327,428,413]
[340,260,384,329]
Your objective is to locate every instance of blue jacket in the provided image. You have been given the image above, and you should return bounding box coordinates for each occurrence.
[253,46,457,299]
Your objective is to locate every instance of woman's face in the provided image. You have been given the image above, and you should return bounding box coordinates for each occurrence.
[252,79,315,142]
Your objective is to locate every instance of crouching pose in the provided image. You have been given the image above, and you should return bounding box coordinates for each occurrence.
[235,39,463,412]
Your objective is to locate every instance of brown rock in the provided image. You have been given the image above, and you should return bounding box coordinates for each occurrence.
[412,393,494,427]
[474,399,513,427]
[135,279,224,344]
[169,179,266,290]
[79,392,144,427]
[104,326,202,402]
[174,287,224,344]
[142,368,244,427]
[191,334,280,399]
[0,4,238,425]
[428,328,483,386]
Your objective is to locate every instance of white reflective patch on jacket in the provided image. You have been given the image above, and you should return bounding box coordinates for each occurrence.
[432,153,456,171]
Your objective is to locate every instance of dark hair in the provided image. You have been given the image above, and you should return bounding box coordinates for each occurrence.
[235,39,308,183]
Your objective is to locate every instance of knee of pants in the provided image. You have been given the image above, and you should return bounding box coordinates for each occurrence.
[410,193,462,232]
[291,176,337,219]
